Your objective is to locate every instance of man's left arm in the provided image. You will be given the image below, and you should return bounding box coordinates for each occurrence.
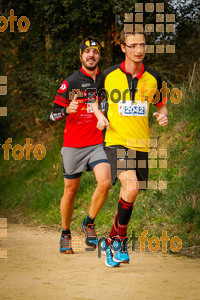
[153,104,168,127]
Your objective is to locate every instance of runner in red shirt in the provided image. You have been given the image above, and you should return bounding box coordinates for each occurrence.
[50,37,114,263]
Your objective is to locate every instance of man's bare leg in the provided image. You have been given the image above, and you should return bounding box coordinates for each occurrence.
[60,176,81,229]
[88,162,111,218]
[80,163,111,247]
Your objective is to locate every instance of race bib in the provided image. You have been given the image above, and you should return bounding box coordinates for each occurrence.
[87,103,93,113]
[87,102,105,113]
[118,101,147,116]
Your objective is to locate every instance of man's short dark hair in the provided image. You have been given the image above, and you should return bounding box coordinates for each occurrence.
[120,29,146,45]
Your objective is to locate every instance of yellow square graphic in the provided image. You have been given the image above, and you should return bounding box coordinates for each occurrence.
[166,45,175,53]
[127,149,136,158]
[159,149,167,158]
[156,45,164,53]
[148,139,157,148]
[135,24,144,32]
[117,149,125,158]
[127,180,137,190]
[145,45,154,53]
[138,160,146,168]
[148,181,157,190]
[127,139,136,148]
[135,3,143,12]
[0,76,7,84]
[72,237,84,252]
[117,160,126,169]
[139,181,146,189]
[0,107,7,116]
[149,149,157,158]
[149,160,157,168]
[0,218,7,227]
[156,24,164,33]
[0,86,7,95]
[137,139,147,148]
[166,14,175,22]
[159,160,167,168]
[145,3,154,12]
[166,24,175,33]
[159,180,167,190]
[0,228,7,238]
[117,169,125,177]
[127,160,136,168]
[156,3,164,12]
[124,23,133,33]
[156,14,164,22]
[124,13,133,22]
[127,171,136,179]
[135,13,143,22]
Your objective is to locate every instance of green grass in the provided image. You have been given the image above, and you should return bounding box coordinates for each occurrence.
[0,85,200,248]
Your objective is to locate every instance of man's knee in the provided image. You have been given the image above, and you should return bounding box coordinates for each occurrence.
[127,185,139,199]
[63,186,77,201]
[124,179,139,200]
[97,177,111,191]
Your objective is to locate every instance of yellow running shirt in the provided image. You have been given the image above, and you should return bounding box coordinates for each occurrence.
[97,62,165,152]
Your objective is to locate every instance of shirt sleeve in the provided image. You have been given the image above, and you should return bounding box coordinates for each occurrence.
[50,103,69,121]
[50,79,70,121]
[53,79,70,107]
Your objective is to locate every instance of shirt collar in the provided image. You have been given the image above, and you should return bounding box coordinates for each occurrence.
[120,61,144,79]
[80,67,100,77]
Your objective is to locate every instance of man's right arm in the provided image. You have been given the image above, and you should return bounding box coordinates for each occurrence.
[50,79,70,122]
[50,93,79,121]
[91,101,109,130]
[91,72,109,130]
[50,103,69,121]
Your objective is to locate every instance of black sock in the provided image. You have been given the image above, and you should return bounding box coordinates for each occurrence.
[86,215,95,226]
[62,228,70,235]
[117,198,133,238]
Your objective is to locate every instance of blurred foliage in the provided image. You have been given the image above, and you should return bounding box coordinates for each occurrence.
[0,0,199,139]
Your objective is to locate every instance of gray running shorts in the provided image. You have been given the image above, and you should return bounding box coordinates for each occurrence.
[61,143,109,179]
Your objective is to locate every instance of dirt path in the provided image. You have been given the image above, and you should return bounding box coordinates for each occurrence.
[0,224,200,300]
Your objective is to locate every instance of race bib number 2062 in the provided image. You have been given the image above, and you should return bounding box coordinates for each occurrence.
[118,101,147,117]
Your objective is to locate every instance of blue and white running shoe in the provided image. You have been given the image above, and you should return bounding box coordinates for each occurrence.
[112,237,130,263]
[101,239,120,268]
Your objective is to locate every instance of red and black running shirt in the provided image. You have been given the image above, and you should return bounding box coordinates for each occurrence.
[51,68,103,148]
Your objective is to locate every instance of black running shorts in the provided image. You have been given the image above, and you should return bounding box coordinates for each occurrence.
[105,145,148,190]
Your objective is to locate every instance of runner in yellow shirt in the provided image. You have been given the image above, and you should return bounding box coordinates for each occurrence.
[92,29,168,267]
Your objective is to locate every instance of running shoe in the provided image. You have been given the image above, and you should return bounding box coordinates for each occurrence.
[60,233,74,254]
[80,218,98,247]
[112,237,130,263]
[101,239,120,268]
